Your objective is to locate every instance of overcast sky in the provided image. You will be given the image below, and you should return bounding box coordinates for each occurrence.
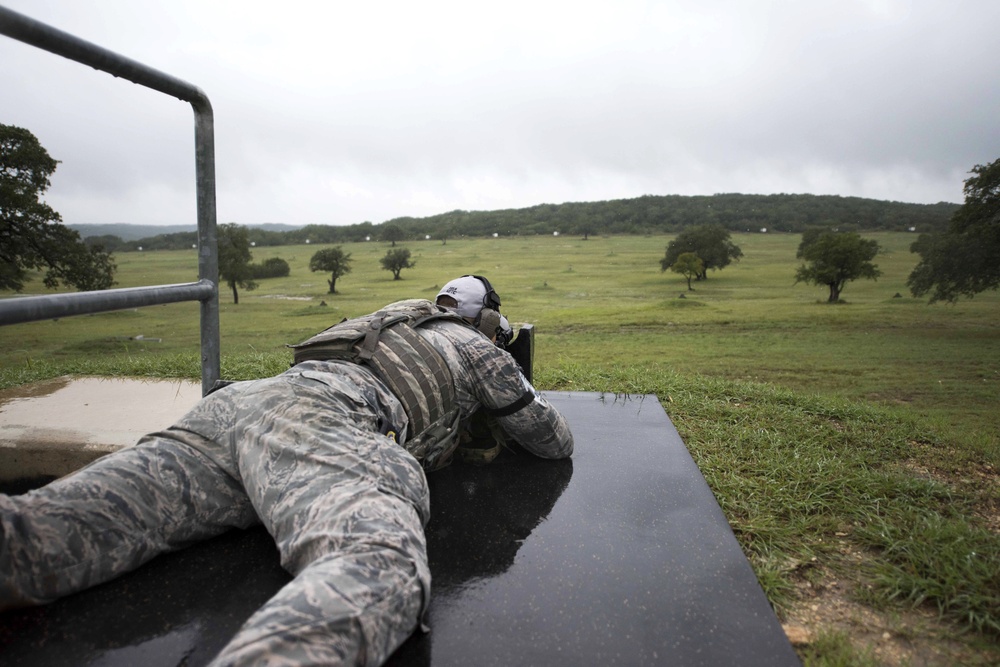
[3,1,999,227]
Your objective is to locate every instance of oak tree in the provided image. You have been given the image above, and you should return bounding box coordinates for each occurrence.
[1,124,116,292]
[309,246,352,293]
[668,252,704,291]
[794,229,881,302]
[218,223,257,304]
[380,247,415,280]
[908,158,1000,302]
[381,223,404,247]
[661,224,742,280]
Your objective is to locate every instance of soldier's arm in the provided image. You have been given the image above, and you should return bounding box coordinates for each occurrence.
[466,339,573,459]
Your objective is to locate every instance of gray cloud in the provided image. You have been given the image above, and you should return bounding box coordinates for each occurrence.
[3,0,999,226]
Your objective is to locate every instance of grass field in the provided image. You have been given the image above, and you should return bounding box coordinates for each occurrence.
[2,231,998,665]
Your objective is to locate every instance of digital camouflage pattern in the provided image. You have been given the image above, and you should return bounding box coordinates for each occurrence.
[417,319,573,460]
[0,310,572,665]
[291,299,469,471]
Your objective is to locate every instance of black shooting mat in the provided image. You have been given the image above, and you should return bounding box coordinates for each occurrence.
[0,393,799,666]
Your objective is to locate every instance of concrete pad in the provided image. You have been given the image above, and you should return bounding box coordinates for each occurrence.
[0,376,201,482]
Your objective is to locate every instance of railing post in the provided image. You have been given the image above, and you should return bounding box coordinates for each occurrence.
[0,5,221,396]
[194,101,220,395]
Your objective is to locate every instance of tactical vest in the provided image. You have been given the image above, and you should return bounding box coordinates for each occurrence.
[289,299,471,470]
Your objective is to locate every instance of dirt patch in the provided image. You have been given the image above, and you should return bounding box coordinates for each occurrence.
[782,455,1000,664]
[256,294,314,301]
[782,560,999,666]
[898,457,1000,535]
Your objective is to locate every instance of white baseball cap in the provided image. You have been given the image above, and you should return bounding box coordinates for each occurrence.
[436,276,488,319]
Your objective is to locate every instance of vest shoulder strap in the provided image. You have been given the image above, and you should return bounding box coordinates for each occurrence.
[288,300,470,461]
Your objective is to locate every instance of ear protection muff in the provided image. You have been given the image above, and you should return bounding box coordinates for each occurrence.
[465,275,510,348]
[466,274,502,313]
[476,308,502,340]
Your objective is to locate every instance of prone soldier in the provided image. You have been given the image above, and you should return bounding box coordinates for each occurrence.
[0,275,573,666]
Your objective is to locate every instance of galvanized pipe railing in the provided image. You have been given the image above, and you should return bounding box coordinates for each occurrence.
[0,282,216,324]
[0,5,220,395]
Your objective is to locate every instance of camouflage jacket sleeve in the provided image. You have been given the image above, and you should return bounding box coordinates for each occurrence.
[419,322,573,459]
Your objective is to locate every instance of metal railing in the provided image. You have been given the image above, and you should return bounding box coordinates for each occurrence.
[0,5,220,395]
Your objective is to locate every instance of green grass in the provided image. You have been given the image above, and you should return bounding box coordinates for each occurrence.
[2,231,999,661]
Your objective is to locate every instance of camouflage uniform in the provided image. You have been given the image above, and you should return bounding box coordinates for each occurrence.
[0,314,572,666]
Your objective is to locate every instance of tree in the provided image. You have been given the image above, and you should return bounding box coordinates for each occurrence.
[249,257,291,279]
[381,223,404,247]
[908,158,1000,302]
[667,252,704,290]
[661,224,743,280]
[794,229,881,302]
[435,223,452,245]
[309,246,352,293]
[380,247,415,280]
[1,123,116,292]
[218,223,257,304]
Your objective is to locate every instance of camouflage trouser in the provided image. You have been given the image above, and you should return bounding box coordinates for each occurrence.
[0,363,431,666]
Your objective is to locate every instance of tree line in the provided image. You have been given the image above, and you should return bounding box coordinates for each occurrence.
[82,192,959,254]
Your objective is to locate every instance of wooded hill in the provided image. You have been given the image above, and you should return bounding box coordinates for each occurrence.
[78,193,959,251]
